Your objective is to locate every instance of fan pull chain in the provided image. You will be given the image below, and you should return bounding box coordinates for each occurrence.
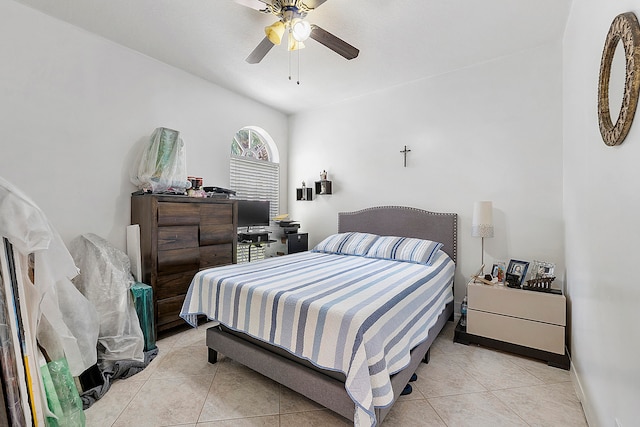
[287,30,300,84]
[297,48,300,85]
[288,46,292,81]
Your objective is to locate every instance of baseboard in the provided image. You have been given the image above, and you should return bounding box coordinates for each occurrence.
[570,360,596,426]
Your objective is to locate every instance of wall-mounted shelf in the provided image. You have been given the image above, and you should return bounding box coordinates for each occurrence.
[296,187,313,201]
[315,180,332,195]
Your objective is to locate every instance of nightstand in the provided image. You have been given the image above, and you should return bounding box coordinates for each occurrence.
[454,281,570,369]
[286,232,308,254]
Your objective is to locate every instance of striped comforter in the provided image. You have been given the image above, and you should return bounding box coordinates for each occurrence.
[180,250,454,426]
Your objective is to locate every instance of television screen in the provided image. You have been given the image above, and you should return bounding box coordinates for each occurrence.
[237,200,270,227]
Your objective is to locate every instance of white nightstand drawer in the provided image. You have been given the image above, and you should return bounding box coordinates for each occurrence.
[467,309,565,354]
[468,283,565,326]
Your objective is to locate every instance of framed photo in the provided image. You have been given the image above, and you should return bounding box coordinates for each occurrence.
[531,260,555,279]
[491,261,506,283]
[507,259,529,286]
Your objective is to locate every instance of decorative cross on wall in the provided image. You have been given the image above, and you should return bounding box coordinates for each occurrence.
[400,145,411,167]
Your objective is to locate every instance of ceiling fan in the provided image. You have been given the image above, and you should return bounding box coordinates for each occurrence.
[235,0,359,64]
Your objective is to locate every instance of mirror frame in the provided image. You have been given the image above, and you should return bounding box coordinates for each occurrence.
[598,12,640,146]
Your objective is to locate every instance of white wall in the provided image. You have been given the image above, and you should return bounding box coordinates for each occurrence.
[563,2,640,426]
[289,43,565,306]
[0,1,288,250]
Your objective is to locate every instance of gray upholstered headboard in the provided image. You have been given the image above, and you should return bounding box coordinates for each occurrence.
[338,206,458,263]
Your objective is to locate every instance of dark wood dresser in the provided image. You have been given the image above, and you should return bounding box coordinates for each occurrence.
[131,194,237,335]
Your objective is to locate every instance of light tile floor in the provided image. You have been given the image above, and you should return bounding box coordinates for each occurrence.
[85,321,588,426]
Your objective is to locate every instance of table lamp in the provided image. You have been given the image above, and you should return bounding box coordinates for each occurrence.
[472,201,494,273]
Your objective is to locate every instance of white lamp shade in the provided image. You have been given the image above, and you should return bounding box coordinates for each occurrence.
[291,19,311,42]
[472,201,494,238]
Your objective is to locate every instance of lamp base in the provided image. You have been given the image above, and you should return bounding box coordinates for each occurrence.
[480,237,485,275]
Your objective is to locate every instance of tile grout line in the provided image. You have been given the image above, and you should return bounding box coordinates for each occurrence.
[488,389,533,427]
[422,397,449,427]
[109,374,149,426]
[195,360,219,424]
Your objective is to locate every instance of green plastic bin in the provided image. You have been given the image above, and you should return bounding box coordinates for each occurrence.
[131,283,156,351]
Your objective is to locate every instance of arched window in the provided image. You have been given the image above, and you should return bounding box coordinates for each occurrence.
[230,126,280,262]
[231,127,277,162]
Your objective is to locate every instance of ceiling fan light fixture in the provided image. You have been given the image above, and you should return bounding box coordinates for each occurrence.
[291,19,311,42]
[288,33,305,51]
[265,20,285,45]
[241,0,360,64]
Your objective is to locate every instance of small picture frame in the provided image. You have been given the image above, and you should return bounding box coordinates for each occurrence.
[530,260,555,279]
[491,261,506,283]
[507,259,529,287]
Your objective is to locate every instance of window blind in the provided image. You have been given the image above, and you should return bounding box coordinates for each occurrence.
[230,155,280,218]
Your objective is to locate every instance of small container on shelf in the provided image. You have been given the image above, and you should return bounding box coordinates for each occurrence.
[315,170,332,195]
[296,185,313,201]
[315,180,332,195]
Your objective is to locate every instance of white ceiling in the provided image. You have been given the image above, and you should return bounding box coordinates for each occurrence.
[13,0,572,115]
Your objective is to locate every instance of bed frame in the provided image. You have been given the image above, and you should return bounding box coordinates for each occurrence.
[206,206,457,423]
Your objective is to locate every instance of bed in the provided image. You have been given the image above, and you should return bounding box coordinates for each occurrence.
[180,206,457,426]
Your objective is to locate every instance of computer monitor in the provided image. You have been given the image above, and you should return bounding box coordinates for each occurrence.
[237,200,270,228]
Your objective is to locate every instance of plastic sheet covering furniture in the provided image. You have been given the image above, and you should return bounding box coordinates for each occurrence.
[130,127,190,193]
[70,233,144,367]
[184,206,457,426]
[0,176,98,425]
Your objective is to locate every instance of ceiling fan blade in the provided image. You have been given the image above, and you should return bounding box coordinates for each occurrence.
[304,0,329,9]
[246,37,275,63]
[309,25,359,60]
[234,0,270,11]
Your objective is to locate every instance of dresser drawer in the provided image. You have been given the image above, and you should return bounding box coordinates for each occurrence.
[158,203,200,226]
[200,204,233,224]
[468,283,565,326]
[157,247,200,273]
[158,225,199,250]
[200,224,235,245]
[200,244,233,269]
[156,270,198,300]
[157,295,187,327]
[468,309,565,354]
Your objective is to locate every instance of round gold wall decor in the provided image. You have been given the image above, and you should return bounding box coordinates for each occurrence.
[598,12,640,146]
